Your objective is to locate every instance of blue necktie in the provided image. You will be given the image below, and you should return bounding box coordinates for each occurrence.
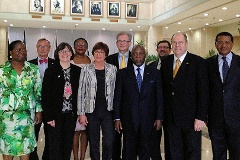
[136,68,142,91]
[222,56,229,82]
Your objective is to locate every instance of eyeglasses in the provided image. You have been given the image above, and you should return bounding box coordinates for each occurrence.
[37,45,50,49]
[75,43,87,47]
[59,50,71,54]
[13,48,27,52]
[117,40,130,44]
[158,46,169,49]
[172,41,185,46]
[216,41,232,45]
[132,52,145,56]
[94,50,105,54]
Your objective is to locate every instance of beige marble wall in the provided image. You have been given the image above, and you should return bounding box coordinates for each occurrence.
[0,27,7,65]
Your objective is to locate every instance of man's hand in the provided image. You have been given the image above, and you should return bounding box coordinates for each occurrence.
[153,120,162,130]
[35,112,42,125]
[47,120,55,127]
[194,119,205,131]
[114,120,123,134]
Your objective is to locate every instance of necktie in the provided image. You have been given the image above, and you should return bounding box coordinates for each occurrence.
[120,55,126,69]
[39,58,48,64]
[136,68,142,92]
[173,59,181,78]
[222,56,229,82]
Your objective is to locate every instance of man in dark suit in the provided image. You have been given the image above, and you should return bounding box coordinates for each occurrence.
[105,31,133,160]
[28,38,54,160]
[148,40,171,160]
[161,33,208,160]
[207,32,240,160]
[114,45,164,159]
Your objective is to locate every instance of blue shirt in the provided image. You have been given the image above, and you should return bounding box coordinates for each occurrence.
[218,52,232,82]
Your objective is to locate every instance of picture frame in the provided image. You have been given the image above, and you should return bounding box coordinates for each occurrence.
[71,0,84,16]
[126,3,138,19]
[50,0,65,15]
[107,2,120,18]
[90,1,103,17]
[29,0,45,14]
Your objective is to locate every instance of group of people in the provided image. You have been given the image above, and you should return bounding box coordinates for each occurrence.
[0,31,240,160]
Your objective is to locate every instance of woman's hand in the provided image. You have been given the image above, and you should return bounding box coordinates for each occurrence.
[79,115,88,126]
[47,120,55,127]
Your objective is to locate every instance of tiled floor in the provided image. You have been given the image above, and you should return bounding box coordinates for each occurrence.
[1,125,214,160]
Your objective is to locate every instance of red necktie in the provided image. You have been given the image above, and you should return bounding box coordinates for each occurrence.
[39,58,48,64]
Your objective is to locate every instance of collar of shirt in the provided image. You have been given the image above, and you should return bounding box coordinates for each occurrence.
[133,63,145,78]
[218,52,232,67]
[118,51,129,59]
[173,51,187,68]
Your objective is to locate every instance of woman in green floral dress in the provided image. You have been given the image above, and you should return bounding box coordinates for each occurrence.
[0,40,42,160]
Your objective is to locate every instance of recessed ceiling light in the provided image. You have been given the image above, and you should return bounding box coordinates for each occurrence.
[10,24,13,27]
[204,13,208,16]
[165,26,168,29]
[178,30,181,32]
[102,28,105,30]
[222,7,227,10]
[4,20,7,22]
[236,14,240,17]
[75,23,79,26]
[178,22,181,24]
[130,29,133,31]
[189,28,192,30]
[137,26,140,28]
[219,19,223,22]
[205,23,209,25]
[43,25,46,28]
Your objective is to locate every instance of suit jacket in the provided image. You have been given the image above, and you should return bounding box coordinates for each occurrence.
[148,60,159,69]
[28,57,55,67]
[207,53,240,128]
[105,52,133,70]
[161,52,208,127]
[42,63,81,122]
[113,65,163,135]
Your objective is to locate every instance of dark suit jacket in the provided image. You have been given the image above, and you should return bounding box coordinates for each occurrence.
[113,65,163,135]
[161,52,208,127]
[148,60,159,68]
[105,52,133,70]
[207,53,240,128]
[42,63,81,122]
[28,57,55,67]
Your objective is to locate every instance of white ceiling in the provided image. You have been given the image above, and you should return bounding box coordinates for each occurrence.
[0,0,240,37]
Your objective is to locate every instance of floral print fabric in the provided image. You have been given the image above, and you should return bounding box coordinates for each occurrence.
[0,61,42,156]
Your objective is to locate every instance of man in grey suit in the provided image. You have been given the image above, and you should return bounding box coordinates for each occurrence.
[207,32,240,160]
[161,33,208,160]
[114,45,163,159]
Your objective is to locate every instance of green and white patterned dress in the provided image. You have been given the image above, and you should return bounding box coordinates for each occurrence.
[0,61,42,156]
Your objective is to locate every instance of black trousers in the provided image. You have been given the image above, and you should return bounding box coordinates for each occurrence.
[150,128,162,160]
[47,113,76,160]
[166,124,201,160]
[208,123,240,160]
[86,109,114,160]
[29,113,49,160]
[112,131,122,160]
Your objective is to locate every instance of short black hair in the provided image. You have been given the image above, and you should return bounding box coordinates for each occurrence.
[8,40,25,61]
[54,42,74,61]
[157,40,171,49]
[74,37,88,47]
[215,32,233,43]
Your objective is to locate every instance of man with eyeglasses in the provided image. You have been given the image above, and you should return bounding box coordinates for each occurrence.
[29,38,55,160]
[207,32,240,160]
[161,33,208,160]
[106,31,133,160]
[113,44,163,159]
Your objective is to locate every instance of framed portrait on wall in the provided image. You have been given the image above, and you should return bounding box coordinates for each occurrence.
[126,3,138,19]
[29,0,45,14]
[50,0,65,15]
[71,0,84,16]
[108,2,120,18]
[90,1,103,17]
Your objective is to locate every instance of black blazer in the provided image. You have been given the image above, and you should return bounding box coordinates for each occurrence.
[105,52,133,70]
[207,53,240,128]
[28,57,55,67]
[148,60,159,68]
[42,63,81,122]
[113,65,163,135]
[161,52,209,127]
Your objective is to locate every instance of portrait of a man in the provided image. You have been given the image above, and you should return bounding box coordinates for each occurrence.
[51,0,64,15]
[71,0,83,14]
[108,2,120,17]
[126,3,138,19]
[90,1,102,16]
[29,0,45,14]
